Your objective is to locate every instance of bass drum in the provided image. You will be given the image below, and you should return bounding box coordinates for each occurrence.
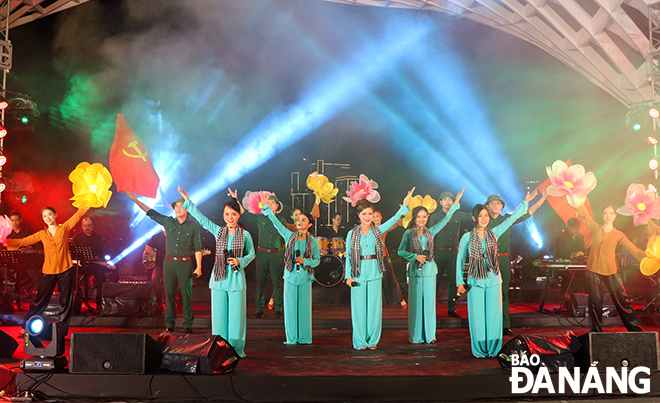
[314,255,345,287]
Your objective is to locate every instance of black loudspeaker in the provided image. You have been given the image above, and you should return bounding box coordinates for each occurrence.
[573,293,616,318]
[575,332,660,371]
[158,332,240,374]
[100,283,155,317]
[70,332,163,374]
[0,328,19,358]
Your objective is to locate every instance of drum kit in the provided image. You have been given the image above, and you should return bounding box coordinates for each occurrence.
[314,236,346,287]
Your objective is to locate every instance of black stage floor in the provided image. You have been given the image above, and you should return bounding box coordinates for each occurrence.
[2,283,660,402]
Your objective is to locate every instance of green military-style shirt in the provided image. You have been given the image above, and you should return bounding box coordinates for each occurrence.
[428,209,473,249]
[486,211,530,253]
[241,211,287,250]
[147,209,202,258]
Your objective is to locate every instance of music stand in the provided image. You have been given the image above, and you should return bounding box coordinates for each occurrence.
[0,251,22,312]
[70,246,95,309]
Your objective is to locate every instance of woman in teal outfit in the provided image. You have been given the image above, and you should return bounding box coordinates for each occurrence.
[177,186,255,357]
[398,188,464,344]
[345,188,414,350]
[455,190,536,358]
[260,192,320,344]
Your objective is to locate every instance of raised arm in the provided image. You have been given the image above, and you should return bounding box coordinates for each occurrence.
[429,203,459,237]
[575,204,598,233]
[527,188,548,216]
[178,187,222,236]
[63,207,90,231]
[228,187,246,215]
[125,191,151,213]
[620,234,646,262]
[262,204,294,240]
[493,201,529,239]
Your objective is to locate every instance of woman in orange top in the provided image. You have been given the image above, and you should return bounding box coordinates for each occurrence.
[577,205,645,332]
[8,206,88,332]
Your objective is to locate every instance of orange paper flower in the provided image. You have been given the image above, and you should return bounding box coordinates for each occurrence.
[69,162,113,208]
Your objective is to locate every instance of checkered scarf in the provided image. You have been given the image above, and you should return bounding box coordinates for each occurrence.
[349,225,384,278]
[214,226,245,281]
[283,232,315,275]
[467,228,499,279]
[409,227,434,263]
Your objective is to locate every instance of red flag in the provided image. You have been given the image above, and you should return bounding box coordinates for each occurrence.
[109,114,160,198]
[537,160,594,248]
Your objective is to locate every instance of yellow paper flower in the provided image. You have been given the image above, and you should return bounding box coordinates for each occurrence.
[69,162,113,208]
[402,195,438,228]
[641,236,660,276]
[307,171,338,204]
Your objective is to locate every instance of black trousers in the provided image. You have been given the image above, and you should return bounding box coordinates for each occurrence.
[27,268,75,334]
[586,271,641,332]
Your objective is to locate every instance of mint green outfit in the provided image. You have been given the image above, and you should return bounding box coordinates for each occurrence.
[262,205,320,345]
[241,211,286,312]
[398,204,458,344]
[182,199,255,357]
[456,201,528,358]
[146,209,201,331]
[345,204,409,350]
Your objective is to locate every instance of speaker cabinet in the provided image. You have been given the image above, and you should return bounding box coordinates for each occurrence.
[0,328,18,358]
[70,332,163,374]
[576,332,659,371]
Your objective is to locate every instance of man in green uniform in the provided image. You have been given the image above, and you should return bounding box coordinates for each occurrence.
[428,191,473,318]
[485,190,547,336]
[239,194,287,319]
[126,193,202,333]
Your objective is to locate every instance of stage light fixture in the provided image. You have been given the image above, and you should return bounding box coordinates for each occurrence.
[649,184,658,193]
[650,159,658,170]
[0,125,7,138]
[649,107,660,119]
[649,136,658,145]
[0,155,7,166]
[0,181,6,193]
[0,96,8,110]
[21,195,27,203]
[24,315,65,357]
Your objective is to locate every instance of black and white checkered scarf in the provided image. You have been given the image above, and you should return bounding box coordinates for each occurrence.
[349,225,384,278]
[467,228,499,279]
[409,227,434,263]
[283,232,315,275]
[213,226,245,281]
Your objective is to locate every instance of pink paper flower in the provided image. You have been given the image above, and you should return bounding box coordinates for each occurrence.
[0,215,12,246]
[546,160,596,208]
[616,183,660,226]
[242,190,275,215]
[342,174,380,207]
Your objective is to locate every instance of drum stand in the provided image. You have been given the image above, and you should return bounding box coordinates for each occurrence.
[70,246,94,312]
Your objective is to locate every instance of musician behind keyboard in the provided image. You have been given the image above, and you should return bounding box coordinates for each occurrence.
[555,218,586,260]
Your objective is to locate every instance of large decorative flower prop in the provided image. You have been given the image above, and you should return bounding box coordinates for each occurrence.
[0,215,12,245]
[641,236,660,276]
[545,160,596,208]
[343,174,380,207]
[402,195,438,228]
[69,162,113,208]
[243,190,275,215]
[306,172,338,204]
[616,183,660,226]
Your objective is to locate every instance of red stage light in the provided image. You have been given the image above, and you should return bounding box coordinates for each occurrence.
[0,125,7,138]
[649,184,658,193]
[649,108,660,119]
[0,182,6,192]
[650,158,659,170]
[0,156,6,166]
[649,136,658,145]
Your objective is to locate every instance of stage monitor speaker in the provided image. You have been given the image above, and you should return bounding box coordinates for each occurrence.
[158,332,239,374]
[575,331,659,371]
[70,332,163,374]
[100,282,155,317]
[0,328,19,358]
[573,293,616,318]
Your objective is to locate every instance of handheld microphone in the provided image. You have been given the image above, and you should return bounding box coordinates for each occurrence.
[349,279,359,287]
[226,250,238,273]
[453,284,471,301]
[295,250,301,273]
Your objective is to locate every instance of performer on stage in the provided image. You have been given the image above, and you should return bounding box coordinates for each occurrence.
[398,188,464,344]
[6,210,41,301]
[485,190,547,335]
[177,187,254,356]
[374,210,406,308]
[8,206,89,334]
[428,191,474,318]
[287,198,320,232]
[143,229,166,312]
[577,204,645,332]
[71,216,112,310]
[261,192,320,344]
[320,213,346,239]
[126,192,202,333]
[456,191,535,358]
[555,218,585,259]
[345,188,413,350]
[230,188,286,319]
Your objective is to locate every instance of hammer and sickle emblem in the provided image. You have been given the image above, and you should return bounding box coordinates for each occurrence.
[122,141,148,162]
